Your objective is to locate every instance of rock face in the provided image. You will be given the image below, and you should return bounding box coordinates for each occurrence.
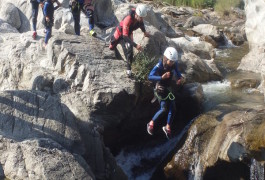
[0,3,21,29]
[0,22,134,178]
[0,137,95,180]
[164,104,265,179]
[238,0,265,97]
[0,90,82,152]
[0,89,127,179]
[0,0,31,32]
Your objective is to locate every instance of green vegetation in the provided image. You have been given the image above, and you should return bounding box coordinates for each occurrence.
[153,0,243,11]
[214,0,241,16]
[132,52,158,82]
[154,0,216,8]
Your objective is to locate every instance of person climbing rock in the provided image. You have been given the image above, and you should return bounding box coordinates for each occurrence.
[147,47,185,139]
[69,0,96,36]
[43,0,61,48]
[109,4,150,77]
[31,0,45,39]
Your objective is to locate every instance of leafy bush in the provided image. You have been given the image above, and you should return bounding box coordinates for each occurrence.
[132,52,158,82]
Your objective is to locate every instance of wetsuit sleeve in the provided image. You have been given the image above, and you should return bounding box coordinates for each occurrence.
[122,16,137,47]
[140,21,146,33]
[174,62,182,79]
[148,62,162,81]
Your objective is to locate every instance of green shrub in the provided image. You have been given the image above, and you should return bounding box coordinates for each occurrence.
[159,0,216,8]
[152,0,243,9]
[132,52,158,82]
[214,0,241,15]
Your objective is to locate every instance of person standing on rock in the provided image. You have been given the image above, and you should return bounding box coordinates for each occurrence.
[69,0,84,36]
[43,0,61,47]
[109,4,150,77]
[83,0,96,36]
[31,0,45,39]
[69,0,96,36]
[147,47,185,139]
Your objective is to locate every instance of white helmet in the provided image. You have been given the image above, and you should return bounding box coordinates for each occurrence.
[164,47,178,62]
[136,4,147,18]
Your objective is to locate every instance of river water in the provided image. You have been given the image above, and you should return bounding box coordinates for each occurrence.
[115,40,264,179]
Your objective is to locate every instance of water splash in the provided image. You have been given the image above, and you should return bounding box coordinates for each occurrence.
[116,120,195,180]
[202,80,232,111]
[250,159,264,180]
[188,137,203,180]
[215,48,230,58]
[220,34,237,48]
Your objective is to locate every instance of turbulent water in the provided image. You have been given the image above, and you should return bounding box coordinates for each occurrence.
[203,42,264,111]
[250,159,265,180]
[116,121,193,180]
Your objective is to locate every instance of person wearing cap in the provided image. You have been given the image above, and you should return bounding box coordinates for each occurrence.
[147,47,185,139]
[109,4,150,77]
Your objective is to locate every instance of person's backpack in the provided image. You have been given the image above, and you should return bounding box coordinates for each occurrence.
[70,0,81,13]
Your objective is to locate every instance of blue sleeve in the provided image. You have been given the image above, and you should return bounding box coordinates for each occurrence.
[43,3,48,16]
[148,61,162,82]
[174,62,182,79]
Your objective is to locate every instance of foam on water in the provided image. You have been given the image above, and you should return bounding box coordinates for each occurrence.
[202,80,232,111]
[116,119,194,180]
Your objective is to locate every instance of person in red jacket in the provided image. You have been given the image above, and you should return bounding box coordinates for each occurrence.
[109,4,150,77]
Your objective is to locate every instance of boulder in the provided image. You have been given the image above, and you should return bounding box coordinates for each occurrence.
[192,24,225,45]
[169,36,215,60]
[164,104,265,179]
[184,16,207,28]
[0,137,95,180]
[0,0,31,32]
[0,3,21,29]
[178,52,222,83]
[0,19,19,33]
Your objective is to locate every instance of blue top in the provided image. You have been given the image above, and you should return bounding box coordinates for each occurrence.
[43,0,59,18]
[148,59,182,83]
[37,0,45,3]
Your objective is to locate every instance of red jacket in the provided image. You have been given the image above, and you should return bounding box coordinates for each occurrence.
[119,8,146,37]
[114,9,146,47]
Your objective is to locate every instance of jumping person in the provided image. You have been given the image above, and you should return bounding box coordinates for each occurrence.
[147,47,185,139]
[109,4,150,77]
